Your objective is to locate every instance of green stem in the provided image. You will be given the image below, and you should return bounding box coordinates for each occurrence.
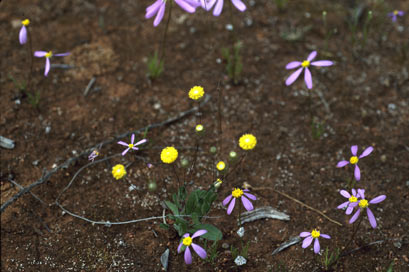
[159,0,173,63]
[26,28,34,96]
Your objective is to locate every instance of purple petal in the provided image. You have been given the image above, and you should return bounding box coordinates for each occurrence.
[351,145,358,156]
[175,0,196,13]
[131,147,139,151]
[184,246,192,265]
[213,0,224,16]
[367,208,377,228]
[183,233,190,238]
[307,51,317,61]
[192,229,207,239]
[397,11,404,16]
[54,52,70,57]
[243,192,257,200]
[122,148,130,156]
[300,232,311,238]
[337,201,349,209]
[34,51,47,57]
[44,58,51,76]
[369,195,386,204]
[227,197,236,215]
[118,141,129,147]
[191,243,207,259]
[311,60,333,66]
[131,134,135,144]
[349,202,358,207]
[286,61,302,70]
[135,139,147,146]
[302,236,313,248]
[320,234,331,239]
[153,2,166,27]
[359,146,373,158]
[146,0,162,18]
[346,206,354,215]
[358,189,365,199]
[304,67,313,89]
[392,16,397,22]
[354,164,360,181]
[340,190,351,198]
[231,0,246,12]
[349,208,361,224]
[285,67,303,86]
[314,238,320,253]
[19,26,27,44]
[241,196,254,211]
[352,188,357,196]
[177,242,183,253]
[222,195,233,206]
[336,160,349,167]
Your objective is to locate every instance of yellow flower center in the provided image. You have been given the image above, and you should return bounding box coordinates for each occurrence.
[45,51,53,58]
[216,161,225,171]
[195,124,204,132]
[22,19,30,26]
[112,164,126,180]
[393,10,399,15]
[349,196,358,203]
[301,60,310,68]
[232,188,244,198]
[188,86,204,100]
[160,147,178,164]
[239,134,257,150]
[182,237,192,246]
[349,156,358,164]
[311,229,320,238]
[128,144,134,148]
[359,199,368,208]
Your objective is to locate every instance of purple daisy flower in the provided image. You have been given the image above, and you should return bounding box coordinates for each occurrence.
[388,10,404,22]
[199,0,246,16]
[34,51,70,76]
[88,150,100,162]
[223,188,256,215]
[19,19,30,45]
[117,134,147,156]
[285,51,333,89]
[337,189,361,215]
[300,229,331,254]
[336,145,373,181]
[177,230,207,265]
[349,189,386,229]
[145,0,197,27]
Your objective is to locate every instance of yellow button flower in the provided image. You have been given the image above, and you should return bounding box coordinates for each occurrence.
[216,161,226,171]
[239,134,257,150]
[188,86,204,100]
[112,164,126,180]
[161,146,178,164]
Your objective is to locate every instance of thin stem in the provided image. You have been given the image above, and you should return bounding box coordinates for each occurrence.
[159,0,173,62]
[224,153,247,182]
[172,163,181,188]
[343,213,363,251]
[26,28,34,95]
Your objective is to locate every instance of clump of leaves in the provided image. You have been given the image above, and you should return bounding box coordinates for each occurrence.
[9,74,40,108]
[273,0,288,12]
[203,240,219,264]
[231,241,250,259]
[319,247,340,271]
[147,50,164,79]
[311,117,325,140]
[222,41,243,84]
[161,186,222,241]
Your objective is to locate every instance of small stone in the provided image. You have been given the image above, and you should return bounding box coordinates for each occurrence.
[32,160,39,166]
[225,24,233,31]
[153,103,161,110]
[216,58,222,64]
[380,155,387,163]
[393,241,402,249]
[406,181,409,187]
[160,248,170,271]
[45,126,51,134]
[237,227,245,238]
[129,184,137,191]
[234,256,247,266]
[15,99,21,105]
[221,243,229,249]
[0,136,15,149]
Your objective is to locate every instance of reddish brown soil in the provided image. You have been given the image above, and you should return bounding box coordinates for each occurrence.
[1,0,409,271]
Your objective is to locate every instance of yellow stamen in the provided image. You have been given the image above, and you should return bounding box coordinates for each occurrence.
[301,60,310,68]
[349,156,358,164]
[393,10,399,15]
[182,236,192,246]
[349,196,358,203]
[311,229,320,238]
[22,19,30,26]
[128,144,134,148]
[359,199,368,208]
[45,51,53,58]
[232,188,244,198]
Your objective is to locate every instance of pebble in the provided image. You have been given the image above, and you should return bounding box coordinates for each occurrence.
[222,243,229,249]
[160,248,169,271]
[225,24,233,31]
[45,126,51,134]
[0,136,15,149]
[234,256,247,266]
[153,103,161,110]
[380,155,387,163]
[32,160,39,166]
[237,227,245,238]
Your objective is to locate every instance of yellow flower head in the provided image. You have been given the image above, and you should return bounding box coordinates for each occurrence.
[195,124,204,133]
[161,146,178,164]
[45,51,53,58]
[112,164,126,180]
[239,134,257,150]
[188,86,204,100]
[216,161,226,171]
[22,19,30,26]
[311,229,320,238]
